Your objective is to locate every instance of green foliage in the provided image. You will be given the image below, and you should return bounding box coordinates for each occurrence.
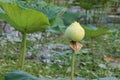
[17,0,66,26]
[0,0,120,79]
[83,25,111,38]
[61,11,81,26]
[48,17,65,33]
[0,1,50,70]
[0,25,120,80]
[71,0,110,10]
[5,70,38,80]
[111,0,120,2]
[4,70,119,80]
[0,1,49,33]
[0,0,16,3]
[49,11,81,34]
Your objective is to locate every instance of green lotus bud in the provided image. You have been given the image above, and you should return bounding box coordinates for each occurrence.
[65,21,85,41]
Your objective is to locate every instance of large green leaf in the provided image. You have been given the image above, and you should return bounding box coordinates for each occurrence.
[5,70,38,80]
[5,70,119,80]
[16,0,65,26]
[71,0,110,10]
[83,25,111,38]
[0,1,49,33]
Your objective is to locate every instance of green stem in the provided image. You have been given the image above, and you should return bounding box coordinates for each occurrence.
[19,32,26,70]
[71,50,75,80]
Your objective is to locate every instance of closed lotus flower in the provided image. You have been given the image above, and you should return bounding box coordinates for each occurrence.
[65,21,85,42]
[65,22,85,80]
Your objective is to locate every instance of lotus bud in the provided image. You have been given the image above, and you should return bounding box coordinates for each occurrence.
[65,21,85,42]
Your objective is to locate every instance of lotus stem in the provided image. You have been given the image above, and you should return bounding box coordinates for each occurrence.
[19,32,26,70]
[71,50,75,80]
[70,41,83,80]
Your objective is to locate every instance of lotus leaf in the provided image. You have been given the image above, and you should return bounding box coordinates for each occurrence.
[83,25,111,38]
[5,70,119,80]
[16,0,65,26]
[0,1,49,33]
